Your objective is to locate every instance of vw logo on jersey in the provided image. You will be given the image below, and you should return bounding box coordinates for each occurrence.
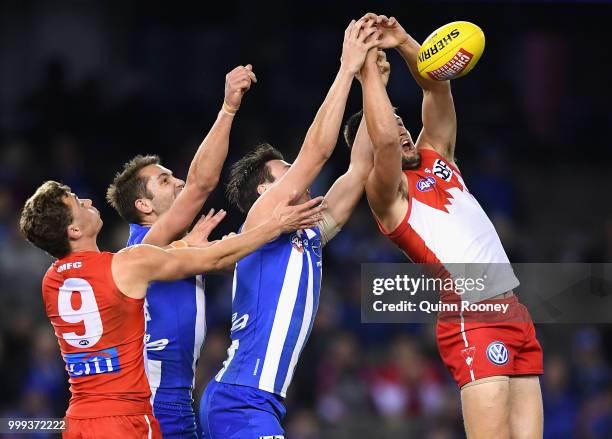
[416,176,436,192]
[486,341,509,365]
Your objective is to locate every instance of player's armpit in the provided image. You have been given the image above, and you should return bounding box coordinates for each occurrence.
[365,171,409,234]
[111,245,174,299]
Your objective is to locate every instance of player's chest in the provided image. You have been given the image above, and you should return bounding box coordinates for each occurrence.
[407,158,469,210]
[410,156,463,191]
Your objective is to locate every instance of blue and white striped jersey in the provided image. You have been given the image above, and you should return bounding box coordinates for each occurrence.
[128,224,206,407]
[215,227,322,397]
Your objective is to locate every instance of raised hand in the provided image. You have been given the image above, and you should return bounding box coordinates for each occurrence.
[183,208,227,247]
[360,13,408,49]
[377,50,391,86]
[340,18,381,75]
[224,64,257,110]
[272,193,327,233]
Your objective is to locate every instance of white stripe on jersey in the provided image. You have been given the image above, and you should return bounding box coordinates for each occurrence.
[460,312,475,382]
[215,339,239,382]
[144,414,152,439]
[192,275,206,385]
[258,248,303,393]
[148,359,162,406]
[281,250,315,395]
[231,265,238,302]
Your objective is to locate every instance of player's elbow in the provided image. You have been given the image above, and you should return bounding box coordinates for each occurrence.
[347,164,371,185]
[373,135,399,153]
[303,139,333,162]
[186,174,217,195]
[206,256,231,273]
[365,121,399,151]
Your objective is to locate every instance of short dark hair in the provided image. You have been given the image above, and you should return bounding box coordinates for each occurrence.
[106,155,160,224]
[343,110,363,148]
[20,180,73,259]
[344,107,401,148]
[226,143,284,214]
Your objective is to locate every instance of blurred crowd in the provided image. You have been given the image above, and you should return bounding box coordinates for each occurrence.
[1,1,612,438]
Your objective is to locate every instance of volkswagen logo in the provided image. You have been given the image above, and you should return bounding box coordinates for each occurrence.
[486,341,509,365]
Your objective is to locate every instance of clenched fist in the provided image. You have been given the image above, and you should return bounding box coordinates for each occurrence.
[224,64,257,110]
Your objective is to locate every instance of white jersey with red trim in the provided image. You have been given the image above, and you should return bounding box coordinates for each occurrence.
[379,148,519,301]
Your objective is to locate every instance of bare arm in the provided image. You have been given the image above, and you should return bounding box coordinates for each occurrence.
[321,117,373,234]
[243,19,380,232]
[143,65,256,246]
[360,46,406,230]
[321,50,392,235]
[371,14,457,160]
[113,195,326,298]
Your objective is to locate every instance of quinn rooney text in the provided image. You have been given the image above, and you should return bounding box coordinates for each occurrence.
[373,300,510,314]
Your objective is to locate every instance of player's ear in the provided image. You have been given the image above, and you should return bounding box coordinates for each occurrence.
[67,224,82,241]
[135,198,153,215]
[256,183,269,196]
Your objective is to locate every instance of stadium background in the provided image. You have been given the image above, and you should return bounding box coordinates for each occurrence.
[1,1,611,437]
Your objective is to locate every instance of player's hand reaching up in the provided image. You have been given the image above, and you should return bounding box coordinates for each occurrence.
[360,13,408,49]
[224,64,257,112]
[272,193,326,234]
[377,50,391,86]
[183,208,226,247]
[340,18,381,75]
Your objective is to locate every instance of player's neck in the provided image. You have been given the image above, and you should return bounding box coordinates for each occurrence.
[138,212,159,227]
[69,237,99,254]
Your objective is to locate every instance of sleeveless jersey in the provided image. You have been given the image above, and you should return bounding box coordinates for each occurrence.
[215,227,322,398]
[380,148,519,301]
[41,251,152,418]
[128,224,206,407]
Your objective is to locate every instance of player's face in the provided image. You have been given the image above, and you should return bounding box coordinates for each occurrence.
[64,193,103,237]
[395,115,421,170]
[140,164,185,215]
[265,159,311,203]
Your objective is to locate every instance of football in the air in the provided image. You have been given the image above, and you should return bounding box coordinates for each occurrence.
[417,21,485,81]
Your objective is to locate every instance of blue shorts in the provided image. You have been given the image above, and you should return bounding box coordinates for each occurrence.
[199,380,286,439]
[153,401,198,439]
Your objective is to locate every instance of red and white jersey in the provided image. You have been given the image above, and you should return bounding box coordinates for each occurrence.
[378,148,519,301]
[41,251,152,419]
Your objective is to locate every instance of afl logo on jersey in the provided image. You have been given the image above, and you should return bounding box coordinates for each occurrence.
[417,176,436,192]
[291,234,304,253]
[486,341,509,365]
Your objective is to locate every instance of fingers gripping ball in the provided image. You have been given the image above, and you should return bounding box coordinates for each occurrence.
[417,21,485,81]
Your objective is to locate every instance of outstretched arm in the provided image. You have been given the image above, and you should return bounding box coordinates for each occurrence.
[113,195,326,298]
[320,50,391,243]
[243,19,380,232]
[317,117,372,244]
[360,43,407,232]
[369,14,457,160]
[143,65,257,246]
